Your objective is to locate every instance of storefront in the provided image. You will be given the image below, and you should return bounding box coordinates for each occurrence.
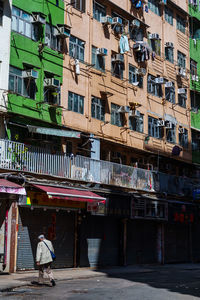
[16,184,106,270]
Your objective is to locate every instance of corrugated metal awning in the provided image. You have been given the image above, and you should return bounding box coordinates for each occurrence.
[31,184,106,203]
[27,125,81,138]
[0,179,26,195]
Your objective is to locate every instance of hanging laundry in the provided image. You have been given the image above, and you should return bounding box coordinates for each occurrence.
[119,35,130,54]
[145,5,149,13]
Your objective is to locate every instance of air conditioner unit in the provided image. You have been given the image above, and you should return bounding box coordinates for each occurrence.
[44,78,60,88]
[192,74,199,82]
[165,81,173,88]
[137,68,147,76]
[57,26,71,38]
[191,107,198,113]
[118,106,130,113]
[133,43,143,52]
[129,110,141,118]
[131,19,140,28]
[165,42,174,48]
[165,121,173,129]
[155,77,165,84]
[112,17,123,26]
[112,54,124,63]
[23,69,38,79]
[32,13,46,25]
[157,119,165,127]
[100,15,113,25]
[178,67,186,77]
[97,48,108,56]
[178,88,186,94]
[179,127,185,134]
[149,33,160,40]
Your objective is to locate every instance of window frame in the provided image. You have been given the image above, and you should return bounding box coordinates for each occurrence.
[179,128,188,148]
[68,91,84,114]
[148,0,161,16]
[71,0,86,12]
[165,6,173,25]
[45,23,62,52]
[92,46,105,72]
[147,74,162,98]
[111,103,123,127]
[129,113,144,133]
[91,96,105,121]
[166,122,176,144]
[148,116,163,139]
[165,82,175,104]
[93,1,106,22]
[177,14,186,34]
[69,35,85,62]
[165,46,174,63]
[177,51,186,68]
[190,59,197,76]
[129,64,143,88]
[111,53,124,80]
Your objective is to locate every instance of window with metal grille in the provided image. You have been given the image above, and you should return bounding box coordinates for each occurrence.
[165,46,174,63]
[165,6,173,25]
[179,128,188,148]
[9,66,37,99]
[177,14,185,33]
[148,116,163,139]
[91,96,105,121]
[129,64,143,88]
[71,0,85,12]
[165,82,175,103]
[93,1,106,22]
[11,6,38,40]
[68,91,84,114]
[111,103,123,127]
[69,35,85,62]
[147,74,162,98]
[177,51,186,68]
[92,46,105,72]
[166,123,176,143]
[129,113,143,133]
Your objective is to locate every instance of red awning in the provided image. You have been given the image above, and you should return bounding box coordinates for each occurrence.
[0,179,26,195]
[31,184,106,203]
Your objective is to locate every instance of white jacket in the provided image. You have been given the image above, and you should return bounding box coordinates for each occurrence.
[36,239,54,265]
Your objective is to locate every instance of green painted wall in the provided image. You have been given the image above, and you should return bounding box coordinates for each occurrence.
[9,0,64,126]
[189,3,200,163]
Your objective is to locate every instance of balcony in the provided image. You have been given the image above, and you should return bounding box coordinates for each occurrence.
[0,139,197,197]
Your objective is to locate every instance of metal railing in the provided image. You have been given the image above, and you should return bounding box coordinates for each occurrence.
[0,139,197,196]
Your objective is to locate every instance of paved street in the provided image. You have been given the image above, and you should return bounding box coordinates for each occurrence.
[2,266,200,299]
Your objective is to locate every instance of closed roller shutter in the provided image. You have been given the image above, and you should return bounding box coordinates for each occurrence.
[17,207,74,270]
[127,220,157,265]
[80,215,119,267]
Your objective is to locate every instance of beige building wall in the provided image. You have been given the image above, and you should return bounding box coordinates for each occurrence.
[62,0,191,163]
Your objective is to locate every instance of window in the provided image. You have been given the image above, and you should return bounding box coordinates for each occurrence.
[129,113,143,133]
[177,14,185,34]
[45,24,61,52]
[92,46,105,72]
[148,0,161,16]
[69,35,85,62]
[111,12,125,34]
[148,116,163,139]
[165,6,173,25]
[179,128,188,148]
[129,26,144,41]
[111,53,124,79]
[0,1,4,26]
[71,0,85,12]
[11,6,38,40]
[190,59,197,76]
[177,51,186,68]
[44,86,60,105]
[178,92,187,108]
[165,82,175,103]
[192,130,200,151]
[191,91,200,110]
[166,122,176,143]
[111,103,123,127]
[148,37,161,56]
[129,64,143,88]
[147,74,162,98]
[93,1,106,22]
[9,66,37,99]
[91,96,105,121]
[165,46,174,63]
[68,91,84,114]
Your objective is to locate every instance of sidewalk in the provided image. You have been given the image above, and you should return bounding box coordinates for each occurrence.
[1,264,200,292]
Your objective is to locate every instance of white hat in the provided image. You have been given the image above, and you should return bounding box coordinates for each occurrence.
[38,234,45,239]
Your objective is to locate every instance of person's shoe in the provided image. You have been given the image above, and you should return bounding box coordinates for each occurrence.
[51,279,56,286]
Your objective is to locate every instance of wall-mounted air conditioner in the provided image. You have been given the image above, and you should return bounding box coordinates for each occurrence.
[165,42,174,48]
[192,75,199,82]
[112,17,123,26]
[97,48,108,56]
[155,77,165,84]
[131,19,140,28]
[165,121,173,129]
[137,68,147,76]
[118,106,130,113]
[112,54,124,63]
[157,119,165,127]
[178,67,186,77]
[165,81,173,88]
[23,69,38,79]
[178,127,185,134]
[57,25,71,38]
[100,15,113,25]
[44,78,60,88]
[149,33,160,40]
[177,88,186,94]
[129,110,141,118]
[32,13,46,25]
